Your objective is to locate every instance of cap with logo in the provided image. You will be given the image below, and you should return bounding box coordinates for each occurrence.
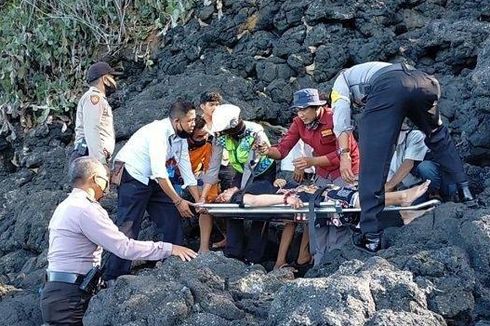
[211,104,241,133]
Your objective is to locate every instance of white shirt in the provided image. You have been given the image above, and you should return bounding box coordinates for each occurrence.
[48,189,172,275]
[388,130,428,188]
[115,118,197,188]
[280,140,315,173]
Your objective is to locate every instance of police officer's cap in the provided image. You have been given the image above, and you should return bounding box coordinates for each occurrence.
[86,62,122,83]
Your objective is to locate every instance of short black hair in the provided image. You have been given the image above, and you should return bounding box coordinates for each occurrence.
[319,92,331,106]
[194,113,206,131]
[169,100,196,119]
[200,91,223,105]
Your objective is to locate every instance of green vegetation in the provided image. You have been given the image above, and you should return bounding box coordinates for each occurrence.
[0,0,196,138]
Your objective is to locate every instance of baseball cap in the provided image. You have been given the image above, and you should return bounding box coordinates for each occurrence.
[211,104,241,133]
[86,62,122,83]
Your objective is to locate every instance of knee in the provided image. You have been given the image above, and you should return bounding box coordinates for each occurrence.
[416,161,440,179]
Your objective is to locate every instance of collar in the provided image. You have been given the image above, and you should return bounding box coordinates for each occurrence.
[71,187,97,203]
[89,86,106,99]
[162,118,178,140]
[317,107,332,125]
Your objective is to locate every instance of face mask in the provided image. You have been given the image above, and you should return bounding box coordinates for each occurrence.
[224,120,246,139]
[176,122,192,139]
[189,138,207,149]
[103,76,117,96]
[305,119,320,130]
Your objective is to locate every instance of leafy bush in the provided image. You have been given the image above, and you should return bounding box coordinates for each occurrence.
[0,0,196,139]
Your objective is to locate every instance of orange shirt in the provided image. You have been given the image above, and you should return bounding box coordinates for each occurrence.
[189,143,220,202]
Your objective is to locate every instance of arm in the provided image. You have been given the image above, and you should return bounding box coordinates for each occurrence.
[200,142,223,201]
[83,98,107,164]
[80,208,172,261]
[270,120,302,160]
[385,159,415,191]
[331,73,357,183]
[386,131,428,190]
[175,141,199,202]
[243,193,303,208]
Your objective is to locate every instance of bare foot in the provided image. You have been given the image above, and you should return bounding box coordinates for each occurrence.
[401,180,431,206]
[198,247,210,254]
[400,210,425,224]
[296,255,312,266]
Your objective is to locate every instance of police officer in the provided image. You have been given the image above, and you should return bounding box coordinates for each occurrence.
[40,157,196,325]
[330,61,474,253]
[71,61,121,166]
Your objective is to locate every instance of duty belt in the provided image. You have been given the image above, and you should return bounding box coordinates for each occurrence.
[358,63,416,102]
[46,271,85,285]
[369,62,415,86]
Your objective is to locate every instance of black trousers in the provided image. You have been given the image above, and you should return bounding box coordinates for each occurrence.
[103,169,183,280]
[40,282,92,326]
[359,69,467,234]
[225,163,276,263]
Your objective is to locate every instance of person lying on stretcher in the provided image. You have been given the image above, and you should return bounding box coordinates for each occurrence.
[214,179,430,272]
[216,179,431,216]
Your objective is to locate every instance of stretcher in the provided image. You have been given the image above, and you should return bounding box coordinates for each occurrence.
[198,199,441,221]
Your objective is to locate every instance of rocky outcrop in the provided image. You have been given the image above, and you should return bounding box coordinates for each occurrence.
[0,0,488,325]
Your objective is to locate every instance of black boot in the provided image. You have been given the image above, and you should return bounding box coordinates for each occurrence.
[457,182,474,203]
[352,231,383,254]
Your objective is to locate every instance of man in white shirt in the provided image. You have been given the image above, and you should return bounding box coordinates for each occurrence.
[41,157,196,325]
[104,100,200,281]
[386,126,445,201]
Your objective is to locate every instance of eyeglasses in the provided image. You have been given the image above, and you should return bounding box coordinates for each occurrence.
[95,175,109,189]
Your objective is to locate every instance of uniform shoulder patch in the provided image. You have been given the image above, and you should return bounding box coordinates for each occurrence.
[90,95,100,105]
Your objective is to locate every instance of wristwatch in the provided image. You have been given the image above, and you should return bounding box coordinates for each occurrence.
[337,148,350,156]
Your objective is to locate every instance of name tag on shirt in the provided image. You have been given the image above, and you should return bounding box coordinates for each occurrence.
[321,129,333,137]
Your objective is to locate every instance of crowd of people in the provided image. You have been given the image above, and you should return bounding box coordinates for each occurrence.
[40,61,474,325]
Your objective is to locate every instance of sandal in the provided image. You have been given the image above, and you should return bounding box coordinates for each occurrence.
[289,260,313,277]
[210,239,227,251]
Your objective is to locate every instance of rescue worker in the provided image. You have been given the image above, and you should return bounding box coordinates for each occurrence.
[71,61,121,166]
[200,91,236,196]
[330,61,474,253]
[201,104,275,263]
[258,88,360,264]
[103,100,200,282]
[40,157,196,325]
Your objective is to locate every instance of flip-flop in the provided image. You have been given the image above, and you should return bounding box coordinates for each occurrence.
[210,241,226,251]
[289,260,313,277]
[274,263,295,270]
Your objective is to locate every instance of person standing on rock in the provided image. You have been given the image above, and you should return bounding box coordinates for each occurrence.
[103,100,201,282]
[330,61,474,253]
[257,88,360,265]
[40,157,196,326]
[71,61,121,167]
[200,104,276,263]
